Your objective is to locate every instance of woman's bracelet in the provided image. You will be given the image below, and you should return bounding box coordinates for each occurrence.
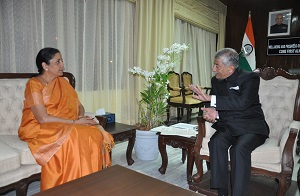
[72,120,75,124]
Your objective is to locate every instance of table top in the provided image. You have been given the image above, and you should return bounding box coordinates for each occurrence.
[34,165,198,196]
[105,122,136,134]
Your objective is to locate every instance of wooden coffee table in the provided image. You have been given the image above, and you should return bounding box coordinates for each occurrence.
[158,133,196,183]
[105,122,136,165]
[34,165,199,196]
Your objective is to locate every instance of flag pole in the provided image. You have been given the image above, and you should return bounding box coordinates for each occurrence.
[239,10,256,71]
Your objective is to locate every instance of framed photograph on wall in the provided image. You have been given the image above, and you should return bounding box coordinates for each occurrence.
[268,9,291,37]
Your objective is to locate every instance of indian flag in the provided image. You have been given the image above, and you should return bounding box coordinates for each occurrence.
[239,12,255,71]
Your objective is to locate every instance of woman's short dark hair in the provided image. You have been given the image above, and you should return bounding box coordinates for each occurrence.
[36,47,60,74]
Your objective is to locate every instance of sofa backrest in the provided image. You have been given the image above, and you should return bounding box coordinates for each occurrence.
[256,67,300,140]
[0,72,75,136]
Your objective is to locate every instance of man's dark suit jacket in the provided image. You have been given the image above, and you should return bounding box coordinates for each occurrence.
[210,68,269,137]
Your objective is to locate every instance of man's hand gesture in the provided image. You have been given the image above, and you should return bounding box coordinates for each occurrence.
[188,84,211,102]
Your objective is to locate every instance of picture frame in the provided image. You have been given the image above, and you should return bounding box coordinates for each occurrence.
[268,9,292,37]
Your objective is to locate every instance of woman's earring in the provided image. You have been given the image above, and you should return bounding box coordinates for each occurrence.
[45,69,48,71]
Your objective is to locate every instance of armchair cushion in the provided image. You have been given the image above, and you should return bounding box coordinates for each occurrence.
[252,138,280,164]
[200,127,281,164]
[170,96,201,104]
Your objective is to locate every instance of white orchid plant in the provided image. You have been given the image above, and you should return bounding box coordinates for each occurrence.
[129,43,189,129]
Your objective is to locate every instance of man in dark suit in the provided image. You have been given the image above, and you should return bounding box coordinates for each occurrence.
[270,13,288,33]
[189,48,269,196]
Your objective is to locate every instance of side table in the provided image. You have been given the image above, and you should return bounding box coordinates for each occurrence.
[105,122,136,165]
[158,133,196,183]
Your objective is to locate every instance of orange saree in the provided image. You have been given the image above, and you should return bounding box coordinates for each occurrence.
[18,77,113,191]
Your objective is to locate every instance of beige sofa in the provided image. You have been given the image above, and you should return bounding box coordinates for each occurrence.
[0,72,75,196]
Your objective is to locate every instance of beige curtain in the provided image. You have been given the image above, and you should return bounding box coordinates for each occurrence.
[174,18,217,87]
[78,0,136,125]
[132,0,174,122]
[217,12,226,50]
[173,0,226,51]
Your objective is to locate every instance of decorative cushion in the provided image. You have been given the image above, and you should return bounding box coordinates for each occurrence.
[0,135,37,165]
[0,140,20,175]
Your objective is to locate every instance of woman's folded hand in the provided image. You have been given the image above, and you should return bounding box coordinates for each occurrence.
[75,116,99,125]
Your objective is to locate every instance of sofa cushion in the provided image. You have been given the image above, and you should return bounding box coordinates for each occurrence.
[0,140,20,175]
[0,164,41,187]
[0,135,37,165]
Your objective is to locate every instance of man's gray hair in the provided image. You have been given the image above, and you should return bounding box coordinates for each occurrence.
[214,48,239,68]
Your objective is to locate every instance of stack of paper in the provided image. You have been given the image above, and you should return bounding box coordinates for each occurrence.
[150,125,197,138]
[170,123,198,131]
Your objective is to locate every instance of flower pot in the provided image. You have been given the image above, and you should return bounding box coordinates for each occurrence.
[134,130,159,161]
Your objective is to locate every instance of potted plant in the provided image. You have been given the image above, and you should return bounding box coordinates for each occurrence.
[129,43,189,160]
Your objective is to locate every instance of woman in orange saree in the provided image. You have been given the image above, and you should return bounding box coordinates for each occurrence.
[18,47,114,191]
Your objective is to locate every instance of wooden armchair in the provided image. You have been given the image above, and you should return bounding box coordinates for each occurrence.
[190,67,300,195]
[166,71,202,123]
[181,71,194,97]
[181,72,211,95]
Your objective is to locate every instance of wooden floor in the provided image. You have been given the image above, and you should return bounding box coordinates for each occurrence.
[3,114,300,196]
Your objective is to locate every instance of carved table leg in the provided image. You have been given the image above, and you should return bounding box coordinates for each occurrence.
[182,149,187,163]
[158,135,168,174]
[126,131,136,165]
[186,146,195,183]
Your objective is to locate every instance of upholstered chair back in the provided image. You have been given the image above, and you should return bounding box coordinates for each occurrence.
[168,71,181,97]
[259,76,299,140]
[181,72,193,96]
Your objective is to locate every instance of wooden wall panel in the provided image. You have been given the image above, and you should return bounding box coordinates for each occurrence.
[221,0,300,71]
